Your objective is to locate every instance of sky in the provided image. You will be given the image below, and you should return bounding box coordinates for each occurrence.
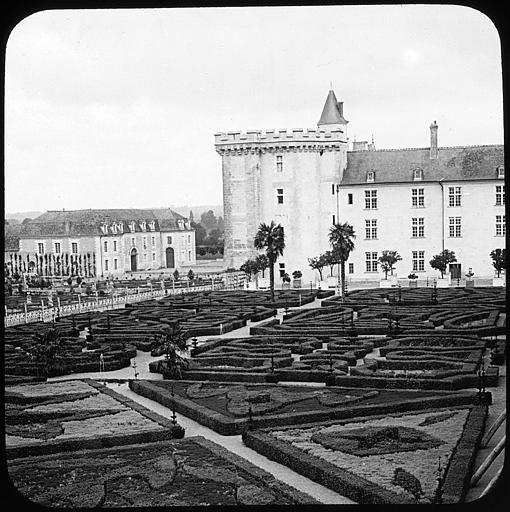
[4,4,504,214]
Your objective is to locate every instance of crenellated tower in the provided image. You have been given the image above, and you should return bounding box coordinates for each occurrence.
[215,90,348,277]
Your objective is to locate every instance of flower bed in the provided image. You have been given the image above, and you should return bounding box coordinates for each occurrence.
[129,380,478,435]
[7,436,317,507]
[242,405,488,504]
[5,379,175,459]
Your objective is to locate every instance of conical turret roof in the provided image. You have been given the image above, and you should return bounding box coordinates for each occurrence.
[318,90,348,126]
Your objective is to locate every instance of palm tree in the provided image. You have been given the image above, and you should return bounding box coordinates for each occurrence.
[328,222,356,297]
[254,221,285,303]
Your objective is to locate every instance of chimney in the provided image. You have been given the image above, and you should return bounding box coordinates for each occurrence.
[430,121,438,159]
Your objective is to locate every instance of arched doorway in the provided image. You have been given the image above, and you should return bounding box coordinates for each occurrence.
[130,248,138,271]
[166,247,175,268]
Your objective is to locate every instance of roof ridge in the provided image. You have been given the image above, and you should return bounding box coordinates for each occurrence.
[348,143,503,153]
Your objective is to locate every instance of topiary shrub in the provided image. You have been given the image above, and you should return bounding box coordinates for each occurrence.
[392,467,424,501]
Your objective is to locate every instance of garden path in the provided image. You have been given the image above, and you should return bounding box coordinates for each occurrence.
[465,350,506,503]
[108,381,354,504]
[46,295,506,503]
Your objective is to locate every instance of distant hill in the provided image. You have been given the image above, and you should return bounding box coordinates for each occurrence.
[168,205,223,220]
[5,206,224,223]
[5,211,44,222]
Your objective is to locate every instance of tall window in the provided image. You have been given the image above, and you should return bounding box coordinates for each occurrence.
[167,236,172,244]
[104,241,108,252]
[104,260,109,271]
[143,237,147,249]
[114,259,118,270]
[276,155,283,172]
[152,236,156,247]
[412,217,425,238]
[448,186,462,207]
[449,217,462,237]
[365,219,377,239]
[364,190,377,209]
[496,185,505,205]
[54,243,61,254]
[348,193,353,205]
[131,237,136,247]
[113,240,117,252]
[332,214,336,225]
[331,183,336,195]
[365,252,378,272]
[279,262,286,277]
[348,263,354,274]
[496,215,506,236]
[152,253,156,261]
[71,242,78,254]
[412,251,425,272]
[277,188,284,204]
[411,188,424,207]
[38,243,45,254]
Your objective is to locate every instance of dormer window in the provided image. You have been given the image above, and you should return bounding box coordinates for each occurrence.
[111,223,118,234]
[116,222,123,232]
[413,168,423,181]
[497,165,505,179]
[366,171,375,183]
[140,220,147,232]
[129,221,136,233]
[149,220,156,231]
[101,223,108,235]
[178,219,184,230]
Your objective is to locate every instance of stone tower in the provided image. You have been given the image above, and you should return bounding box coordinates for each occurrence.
[215,90,348,279]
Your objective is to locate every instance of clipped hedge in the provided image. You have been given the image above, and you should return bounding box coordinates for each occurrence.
[442,404,488,503]
[242,430,414,504]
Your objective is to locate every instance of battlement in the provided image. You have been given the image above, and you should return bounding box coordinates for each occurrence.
[214,127,345,145]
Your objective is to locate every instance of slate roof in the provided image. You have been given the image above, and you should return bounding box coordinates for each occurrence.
[318,90,348,126]
[342,144,504,185]
[19,208,189,238]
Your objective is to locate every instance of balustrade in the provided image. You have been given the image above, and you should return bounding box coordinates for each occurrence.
[5,275,244,327]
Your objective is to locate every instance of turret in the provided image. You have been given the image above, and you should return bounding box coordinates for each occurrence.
[317,89,348,139]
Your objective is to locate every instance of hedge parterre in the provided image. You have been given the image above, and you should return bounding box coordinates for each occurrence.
[5,379,175,459]
[129,380,479,435]
[242,404,488,504]
[7,436,317,507]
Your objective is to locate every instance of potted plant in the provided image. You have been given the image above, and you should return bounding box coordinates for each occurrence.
[281,272,291,289]
[240,258,258,290]
[465,268,475,288]
[324,250,340,288]
[430,249,456,287]
[255,254,269,289]
[378,250,401,287]
[292,270,302,288]
[408,273,418,288]
[308,254,327,290]
[490,249,506,287]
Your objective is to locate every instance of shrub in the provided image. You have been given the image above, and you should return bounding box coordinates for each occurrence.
[392,467,424,501]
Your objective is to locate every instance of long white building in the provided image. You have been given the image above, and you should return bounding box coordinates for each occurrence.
[215,90,505,284]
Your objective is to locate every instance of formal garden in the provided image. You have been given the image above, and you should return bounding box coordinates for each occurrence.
[5,222,506,505]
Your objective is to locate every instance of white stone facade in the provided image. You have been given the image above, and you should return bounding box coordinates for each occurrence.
[216,91,505,284]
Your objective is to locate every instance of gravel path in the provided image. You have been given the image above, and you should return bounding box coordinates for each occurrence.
[109,381,354,504]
